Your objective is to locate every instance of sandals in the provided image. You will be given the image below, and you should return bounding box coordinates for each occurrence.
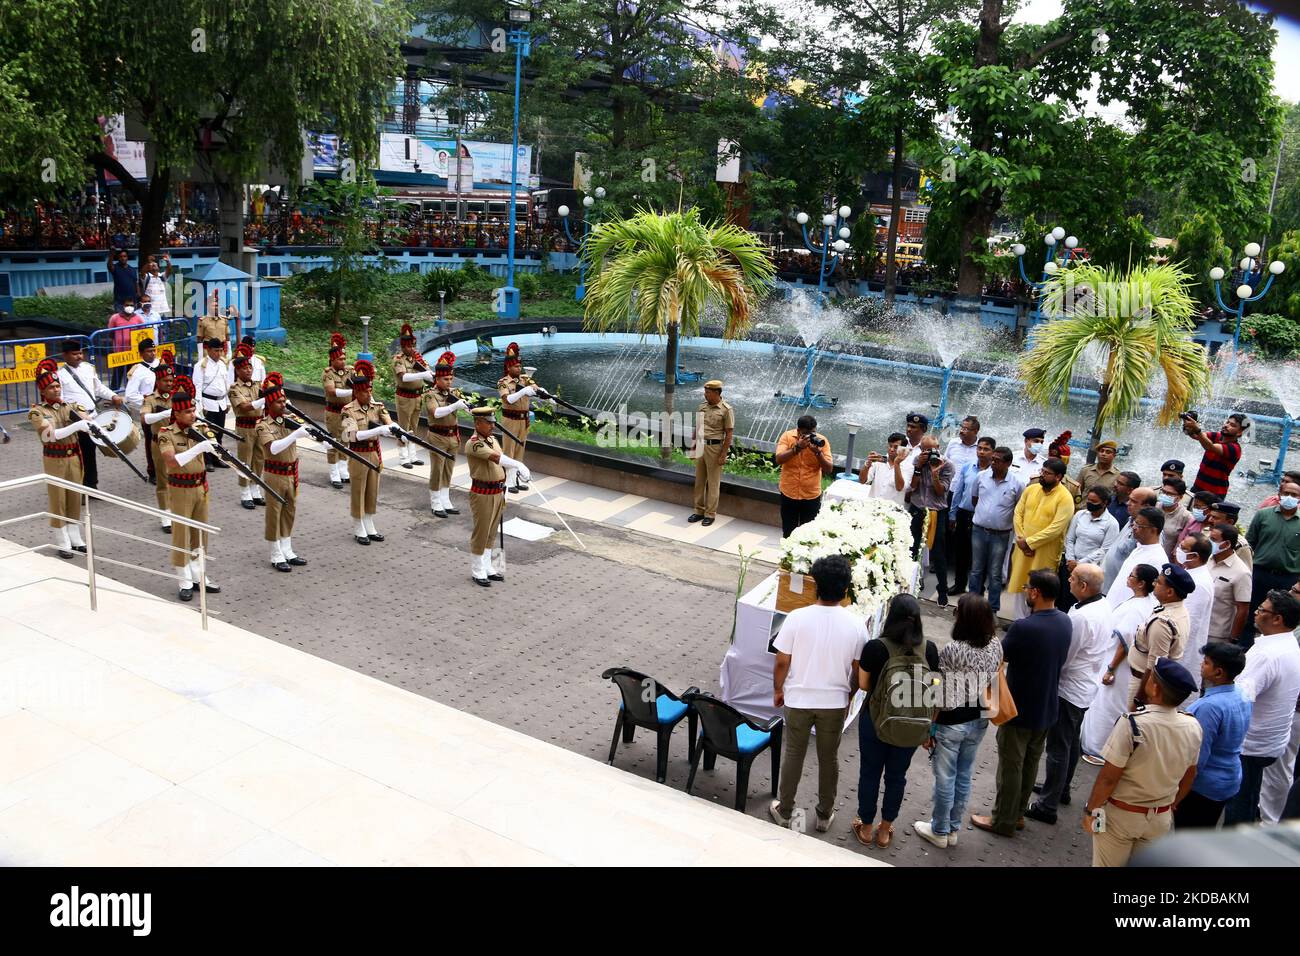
[851,817,874,847]
[875,821,894,849]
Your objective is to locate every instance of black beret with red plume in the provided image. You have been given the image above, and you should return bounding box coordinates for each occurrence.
[504,341,521,368]
[350,359,375,386]
[171,374,197,413]
[35,359,60,391]
[329,332,347,358]
[435,350,456,374]
[260,371,285,401]
[1049,430,1073,461]
[400,323,416,344]
[232,343,254,367]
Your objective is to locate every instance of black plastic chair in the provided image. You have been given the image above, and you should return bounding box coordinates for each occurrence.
[601,667,698,784]
[682,691,784,812]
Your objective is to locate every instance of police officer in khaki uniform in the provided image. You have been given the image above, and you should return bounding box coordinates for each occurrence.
[156,375,221,601]
[466,406,530,585]
[256,373,316,572]
[28,359,87,559]
[689,379,734,526]
[1084,658,1202,867]
[392,323,428,468]
[339,359,393,545]
[422,351,469,517]
[140,353,176,533]
[497,342,536,491]
[229,344,266,509]
[196,292,230,355]
[1127,563,1194,708]
[322,333,353,489]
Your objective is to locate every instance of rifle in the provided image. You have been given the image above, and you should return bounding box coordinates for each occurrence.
[71,407,149,483]
[185,425,287,506]
[283,400,380,473]
[386,423,456,462]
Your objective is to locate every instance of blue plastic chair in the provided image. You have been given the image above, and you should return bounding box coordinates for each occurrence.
[601,667,698,784]
[682,691,784,812]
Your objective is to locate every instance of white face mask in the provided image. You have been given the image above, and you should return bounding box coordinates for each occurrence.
[1281,495,1299,511]
[1191,508,1206,522]
[123,306,134,314]
[1157,493,1175,508]
[1175,548,1189,565]
[1029,443,1045,456]
[1213,539,1230,554]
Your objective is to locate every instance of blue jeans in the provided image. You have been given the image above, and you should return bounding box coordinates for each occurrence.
[930,718,989,836]
[968,525,1011,611]
[857,712,919,824]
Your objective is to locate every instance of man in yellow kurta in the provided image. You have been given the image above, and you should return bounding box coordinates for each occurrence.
[1008,458,1076,596]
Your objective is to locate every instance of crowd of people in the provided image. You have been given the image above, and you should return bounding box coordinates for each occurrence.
[769,408,1300,864]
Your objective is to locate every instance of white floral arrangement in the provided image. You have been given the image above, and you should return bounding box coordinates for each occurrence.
[778,497,918,621]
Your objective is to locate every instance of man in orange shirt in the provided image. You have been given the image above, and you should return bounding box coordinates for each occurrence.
[775,415,835,538]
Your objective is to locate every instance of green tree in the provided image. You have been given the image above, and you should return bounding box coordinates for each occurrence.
[582,208,774,460]
[1021,262,1210,452]
[1269,101,1300,240]
[298,175,394,327]
[1172,211,1231,310]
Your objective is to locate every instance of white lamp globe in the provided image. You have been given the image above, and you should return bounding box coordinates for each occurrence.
[822,213,836,227]
[1244,241,1261,257]
[582,195,594,208]
[1011,243,1026,257]
[1064,235,1078,248]
[838,205,852,218]
[1270,260,1285,275]
[838,226,851,239]
[594,186,606,199]
[796,212,809,225]
[1045,234,1057,246]
[1236,284,1254,300]
[1043,261,1059,275]
[1208,267,1225,281]
[1239,257,1252,271]
[557,205,570,218]
[1052,226,1066,240]
[833,239,848,252]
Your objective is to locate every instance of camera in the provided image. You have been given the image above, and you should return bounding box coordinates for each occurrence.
[807,435,825,448]
[1179,411,1199,422]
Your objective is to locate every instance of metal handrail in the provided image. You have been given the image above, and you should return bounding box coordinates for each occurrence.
[0,473,221,630]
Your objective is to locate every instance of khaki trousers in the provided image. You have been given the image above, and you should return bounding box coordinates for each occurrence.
[325,411,343,465]
[235,426,264,487]
[168,485,209,567]
[500,417,529,464]
[43,457,83,528]
[777,707,843,821]
[693,445,724,517]
[348,452,381,518]
[427,433,459,490]
[263,472,297,541]
[1092,803,1173,867]
[396,395,422,433]
[469,490,505,554]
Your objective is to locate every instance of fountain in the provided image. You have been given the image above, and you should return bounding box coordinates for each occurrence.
[773,289,846,410]
[1250,360,1300,485]
[907,308,993,435]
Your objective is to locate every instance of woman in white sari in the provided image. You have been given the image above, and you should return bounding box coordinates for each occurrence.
[1080,563,1160,761]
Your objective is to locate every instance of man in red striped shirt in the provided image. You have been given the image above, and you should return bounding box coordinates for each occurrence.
[1183,412,1248,499]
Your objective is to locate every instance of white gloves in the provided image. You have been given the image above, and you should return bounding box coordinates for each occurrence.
[174,441,213,467]
[143,409,171,424]
[506,385,537,403]
[269,426,310,456]
[499,454,531,482]
[251,397,266,410]
[334,388,352,400]
[432,399,466,419]
[357,424,390,441]
[402,371,433,383]
[50,420,91,440]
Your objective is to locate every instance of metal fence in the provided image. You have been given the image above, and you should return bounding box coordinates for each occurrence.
[1,333,89,417]
[85,316,197,388]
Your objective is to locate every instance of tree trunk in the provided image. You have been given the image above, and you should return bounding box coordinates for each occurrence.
[661,320,678,462]
[214,176,246,270]
[1087,381,1110,465]
[135,168,171,271]
[884,125,905,305]
[957,200,996,296]
[955,0,1004,297]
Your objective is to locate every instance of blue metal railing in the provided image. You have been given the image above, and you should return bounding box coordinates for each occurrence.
[1,334,89,416]
[85,316,197,388]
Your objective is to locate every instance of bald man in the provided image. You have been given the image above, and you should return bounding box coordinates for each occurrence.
[1028,563,1115,823]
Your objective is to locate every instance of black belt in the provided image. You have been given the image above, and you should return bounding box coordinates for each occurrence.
[974,523,1012,533]
[704,438,722,444]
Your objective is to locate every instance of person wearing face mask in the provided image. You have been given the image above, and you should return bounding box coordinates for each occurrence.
[1174,489,1220,558]
[107,295,145,390]
[1064,487,1120,599]
[1241,479,1300,649]
[1155,476,1190,560]
[1107,507,1169,607]
[1207,500,1253,568]
[1012,427,1047,481]
[1206,523,1252,645]
[1173,534,1215,688]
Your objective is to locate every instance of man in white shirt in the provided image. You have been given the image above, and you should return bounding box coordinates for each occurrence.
[1028,563,1114,823]
[944,415,980,473]
[56,337,123,490]
[123,338,161,417]
[194,338,232,470]
[225,335,266,386]
[1011,427,1047,481]
[857,431,912,506]
[1176,534,1216,688]
[1107,508,1169,607]
[1224,590,1300,824]
[769,555,868,833]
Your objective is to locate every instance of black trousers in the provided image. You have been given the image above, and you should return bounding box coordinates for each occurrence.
[1173,789,1226,829]
[1035,697,1087,813]
[203,407,227,467]
[1223,754,1276,824]
[77,430,99,489]
[1241,566,1299,648]
[949,508,973,590]
[780,493,822,539]
[910,504,949,598]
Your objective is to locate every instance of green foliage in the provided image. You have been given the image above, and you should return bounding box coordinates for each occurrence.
[1262,231,1300,322]
[298,175,396,324]
[1242,313,1300,358]
[13,292,115,328]
[1087,214,1156,272]
[422,268,469,304]
[1172,212,1232,309]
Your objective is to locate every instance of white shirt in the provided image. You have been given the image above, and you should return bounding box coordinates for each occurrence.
[1011,449,1043,481]
[772,604,868,710]
[1112,593,1158,647]
[1177,563,1215,688]
[1107,542,1169,607]
[142,273,170,313]
[1238,631,1300,757]
[863,455,913,506]
[945,438,979,473]
[123,359,160,411]
[1061,595,1115,708]
[226,354,266,386]
[57,361,113,409]
[194,356,231,412]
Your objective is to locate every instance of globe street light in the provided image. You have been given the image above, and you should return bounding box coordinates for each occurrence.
[1209,247,1286,352]
[795,204,853,301]
[495,0,534,321]
[559,188,601,301]
[1015,225,1082,323]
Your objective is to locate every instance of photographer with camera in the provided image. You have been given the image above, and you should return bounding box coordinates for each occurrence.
[858,431,912,506]
[909,435,957,606]
[775,415,835,538]
[1181,411,1248,500]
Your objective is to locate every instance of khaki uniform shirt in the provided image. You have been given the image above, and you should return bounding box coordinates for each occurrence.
[466,433,506,483]
[156,424,207,481]
[1076,463,1118,508]
[28,402,82,473]
[322,366,352,411]
[424,387,461,433]
[1101,704,1202,807]
[696,399,735,440]
[393,352,427,396]
[497,374,531,415]
[1128,600,1190,675]
[229,380,262,426]
[141,392,172,431]
[1207,552,1252,641]
[196,315,228,346]
[339,401,393,444]
[256,417,299,466]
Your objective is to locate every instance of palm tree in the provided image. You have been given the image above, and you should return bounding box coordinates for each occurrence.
[1020,261,1211,454]
[582,208,775,460]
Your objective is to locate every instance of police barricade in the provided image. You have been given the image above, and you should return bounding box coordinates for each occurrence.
[0,334,90,420]
[86,317,197,393]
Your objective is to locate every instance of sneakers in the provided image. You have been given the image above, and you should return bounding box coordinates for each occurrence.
[814,810,835,833]
[913,821,950,849]
[768,800,791,828]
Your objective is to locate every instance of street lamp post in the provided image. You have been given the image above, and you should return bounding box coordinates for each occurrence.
[839,421,862,480]
[558,186,604,301]
[358,315,373,363]
[496,1,533,321]
[1013,225,1080,323]
[796,205,853,302]
[1209,241,1286,354]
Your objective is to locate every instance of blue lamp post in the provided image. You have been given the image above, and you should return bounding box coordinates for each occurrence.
[496,1,533,321]
[558,187,604,301]
[1209,242,1286,354]
[1013,225,1080,323]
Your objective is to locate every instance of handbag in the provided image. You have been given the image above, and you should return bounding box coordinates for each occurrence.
[982,662,1018,726]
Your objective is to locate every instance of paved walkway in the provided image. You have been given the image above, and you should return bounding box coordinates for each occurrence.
[0,418,1095,866]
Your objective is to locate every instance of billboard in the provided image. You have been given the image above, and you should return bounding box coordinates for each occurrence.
[101,115,147,183]
[309,133,529,187]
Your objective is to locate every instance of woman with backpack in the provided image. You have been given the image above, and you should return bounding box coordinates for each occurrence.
[852,594,940,849]
[914,594,1003,849]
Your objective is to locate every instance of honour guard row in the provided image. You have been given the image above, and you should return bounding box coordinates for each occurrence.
[30,334,539,596]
